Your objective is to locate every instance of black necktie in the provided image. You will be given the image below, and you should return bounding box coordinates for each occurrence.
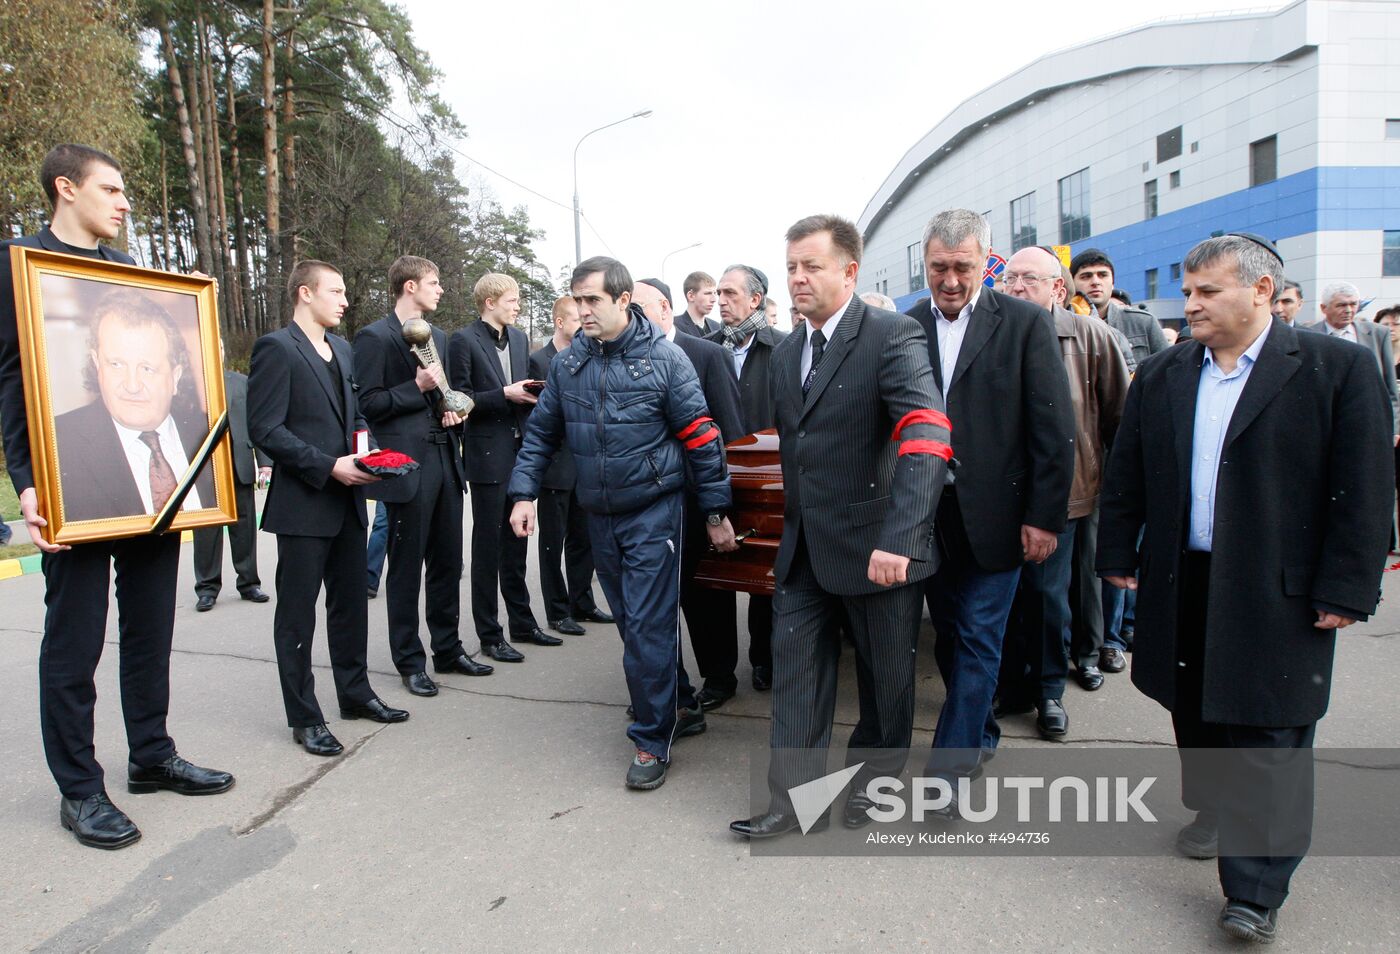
[139,431,177,512]
[803,329,826,395]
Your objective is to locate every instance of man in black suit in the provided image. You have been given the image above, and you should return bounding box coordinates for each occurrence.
[906,210,1075,798]
[675,270,721,337]
[249,260,409,757]
[1098,234,1392,944]
[702,264,786,705]
[53,290,216,523]
[193,354,271,611]
[527,295,612,635]
[448,273,560,662]
[632,277,745,709]
[353,256,491,695]
[731,214,950,839]
[0,144,233,850]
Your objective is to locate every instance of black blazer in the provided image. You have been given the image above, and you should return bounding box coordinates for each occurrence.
[706,323,786,435]
[247,323,369,537]
[53,398,216,523]
[1,227,133,495]
[676,312,720,337]
[528,341,576,491]
[352,312,464,503]
[448,320,531,485]
[670,331,745,445]
[906,289,1075,572]
[1098,320,1393,727]
[770,298,949,596]
[224,370,269,485]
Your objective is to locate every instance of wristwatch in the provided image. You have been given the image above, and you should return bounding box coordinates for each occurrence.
[706,512,724,527]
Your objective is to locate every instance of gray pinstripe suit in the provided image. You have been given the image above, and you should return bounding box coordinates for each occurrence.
[764,297,951,812]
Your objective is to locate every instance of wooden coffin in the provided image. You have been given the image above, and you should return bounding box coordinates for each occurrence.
[693,429,782,595]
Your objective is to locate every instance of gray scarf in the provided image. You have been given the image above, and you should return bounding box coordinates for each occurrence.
[721,311,768,351]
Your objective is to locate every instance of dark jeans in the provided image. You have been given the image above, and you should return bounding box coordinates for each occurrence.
[366,500,388,592]
[588,491,692,761]
[998,519,1078,705]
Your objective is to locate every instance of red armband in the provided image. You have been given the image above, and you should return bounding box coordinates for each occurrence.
[890,408,952,442]
[676,416,714,441]
[897,439,954,460]
[684,428,720,450]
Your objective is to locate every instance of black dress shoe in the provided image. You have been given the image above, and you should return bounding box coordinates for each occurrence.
[241,587,270,603]
[751,666,772,691]
[367,587,378,599]
[292,724,344,756]
[576,607,614,624]
[1099,647,1127,672]
[195,595,215,612]
[340,697,410,723]
[696,684,735,711]
[1075,665,1105,691]
[549,616,586,636]
[1219,899,1278,943]
[128,753,235,795]
[60,792,141,850]
[729,810,829,839]
[1176,810,1219,859]
[482,641,525,662]
[1036,698,1069,739]
[515,627,563,647]
[402,671,439,696]
[843,788,877,829]
[434,653,495,676]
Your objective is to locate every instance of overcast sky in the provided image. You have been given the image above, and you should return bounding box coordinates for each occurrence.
[401,0,1253,326]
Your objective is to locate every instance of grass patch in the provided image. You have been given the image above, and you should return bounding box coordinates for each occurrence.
[0,475,17,522]
[0,542,38,560]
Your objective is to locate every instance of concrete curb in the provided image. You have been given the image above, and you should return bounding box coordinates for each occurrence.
[0,530,194,580]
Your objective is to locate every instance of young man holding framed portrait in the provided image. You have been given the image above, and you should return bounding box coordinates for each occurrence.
[0,144,235,851]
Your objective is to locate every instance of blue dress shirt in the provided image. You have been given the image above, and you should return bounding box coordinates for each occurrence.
[1188,322,1272,551]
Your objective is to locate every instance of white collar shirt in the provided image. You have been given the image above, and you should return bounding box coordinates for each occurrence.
[801,295,852,382]
[932,288,982,399]
[112,413,202,514]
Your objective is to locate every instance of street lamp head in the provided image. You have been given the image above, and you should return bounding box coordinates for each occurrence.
[634,109,653,118]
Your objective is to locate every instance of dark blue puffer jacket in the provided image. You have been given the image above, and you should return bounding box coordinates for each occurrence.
[507,307,731,516]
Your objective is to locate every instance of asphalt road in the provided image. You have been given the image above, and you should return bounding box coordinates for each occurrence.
[2,506,1398,952]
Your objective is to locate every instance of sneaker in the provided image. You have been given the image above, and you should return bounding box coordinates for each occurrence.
[625,750,667,790]
[675,704,707,739]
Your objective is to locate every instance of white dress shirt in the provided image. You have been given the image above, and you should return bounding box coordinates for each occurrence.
[801,295,852,382]
[731,332,755,379]
[112,414,202,514]
[1325,321,1357,343]
[932,288,982,399]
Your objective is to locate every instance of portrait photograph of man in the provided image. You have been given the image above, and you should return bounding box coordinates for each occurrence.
[45,281,215,523]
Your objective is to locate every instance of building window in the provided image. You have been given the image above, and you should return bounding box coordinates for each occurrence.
[1144,180,1159,220]
[982,211,993,250]
[907,242,925,293]
[1058,168,1091,243]
[1170,170,1181,189]
[1157,126,1183,163]
[1170,262,1181,282]
[1190,140,1200,153]
[1145,268,1159,300]
[1385,231,1400,277]
[1250,135,1277,186]
[1386,119,1400,139]
[1010,192,1037,252]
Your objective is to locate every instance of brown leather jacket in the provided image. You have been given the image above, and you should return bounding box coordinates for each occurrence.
[1053,305,1130,519]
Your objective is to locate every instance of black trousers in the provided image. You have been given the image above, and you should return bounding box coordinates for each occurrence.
[193,479,260,598]
[766,536,923,813]
[272,492,375,727]
[469,480,537,644]
[679,508,771,690]
[1068,505,1104,670]
[39,534,181,799]
[1173,551,1316,909]
[537,486,599,620]
[385,440,466,672]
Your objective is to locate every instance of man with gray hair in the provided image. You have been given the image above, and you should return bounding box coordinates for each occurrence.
[905,209,1075,805]
[1098,233,1392,943]
[1300,280,1399,439]
[698,264,786,706]
[861,291,898,311]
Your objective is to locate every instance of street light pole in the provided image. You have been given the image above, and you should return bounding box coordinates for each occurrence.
[572,109,653,264]
[661,241,703,286]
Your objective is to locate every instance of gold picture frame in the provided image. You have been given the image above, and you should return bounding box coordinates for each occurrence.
[9,246,236,544]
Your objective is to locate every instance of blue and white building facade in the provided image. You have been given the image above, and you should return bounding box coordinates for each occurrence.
[858,0,1400,322]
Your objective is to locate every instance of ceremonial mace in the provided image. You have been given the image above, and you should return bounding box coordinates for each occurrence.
[401,318,474,416]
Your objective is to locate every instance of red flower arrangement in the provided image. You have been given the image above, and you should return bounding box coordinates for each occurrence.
[354,449,420,477]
